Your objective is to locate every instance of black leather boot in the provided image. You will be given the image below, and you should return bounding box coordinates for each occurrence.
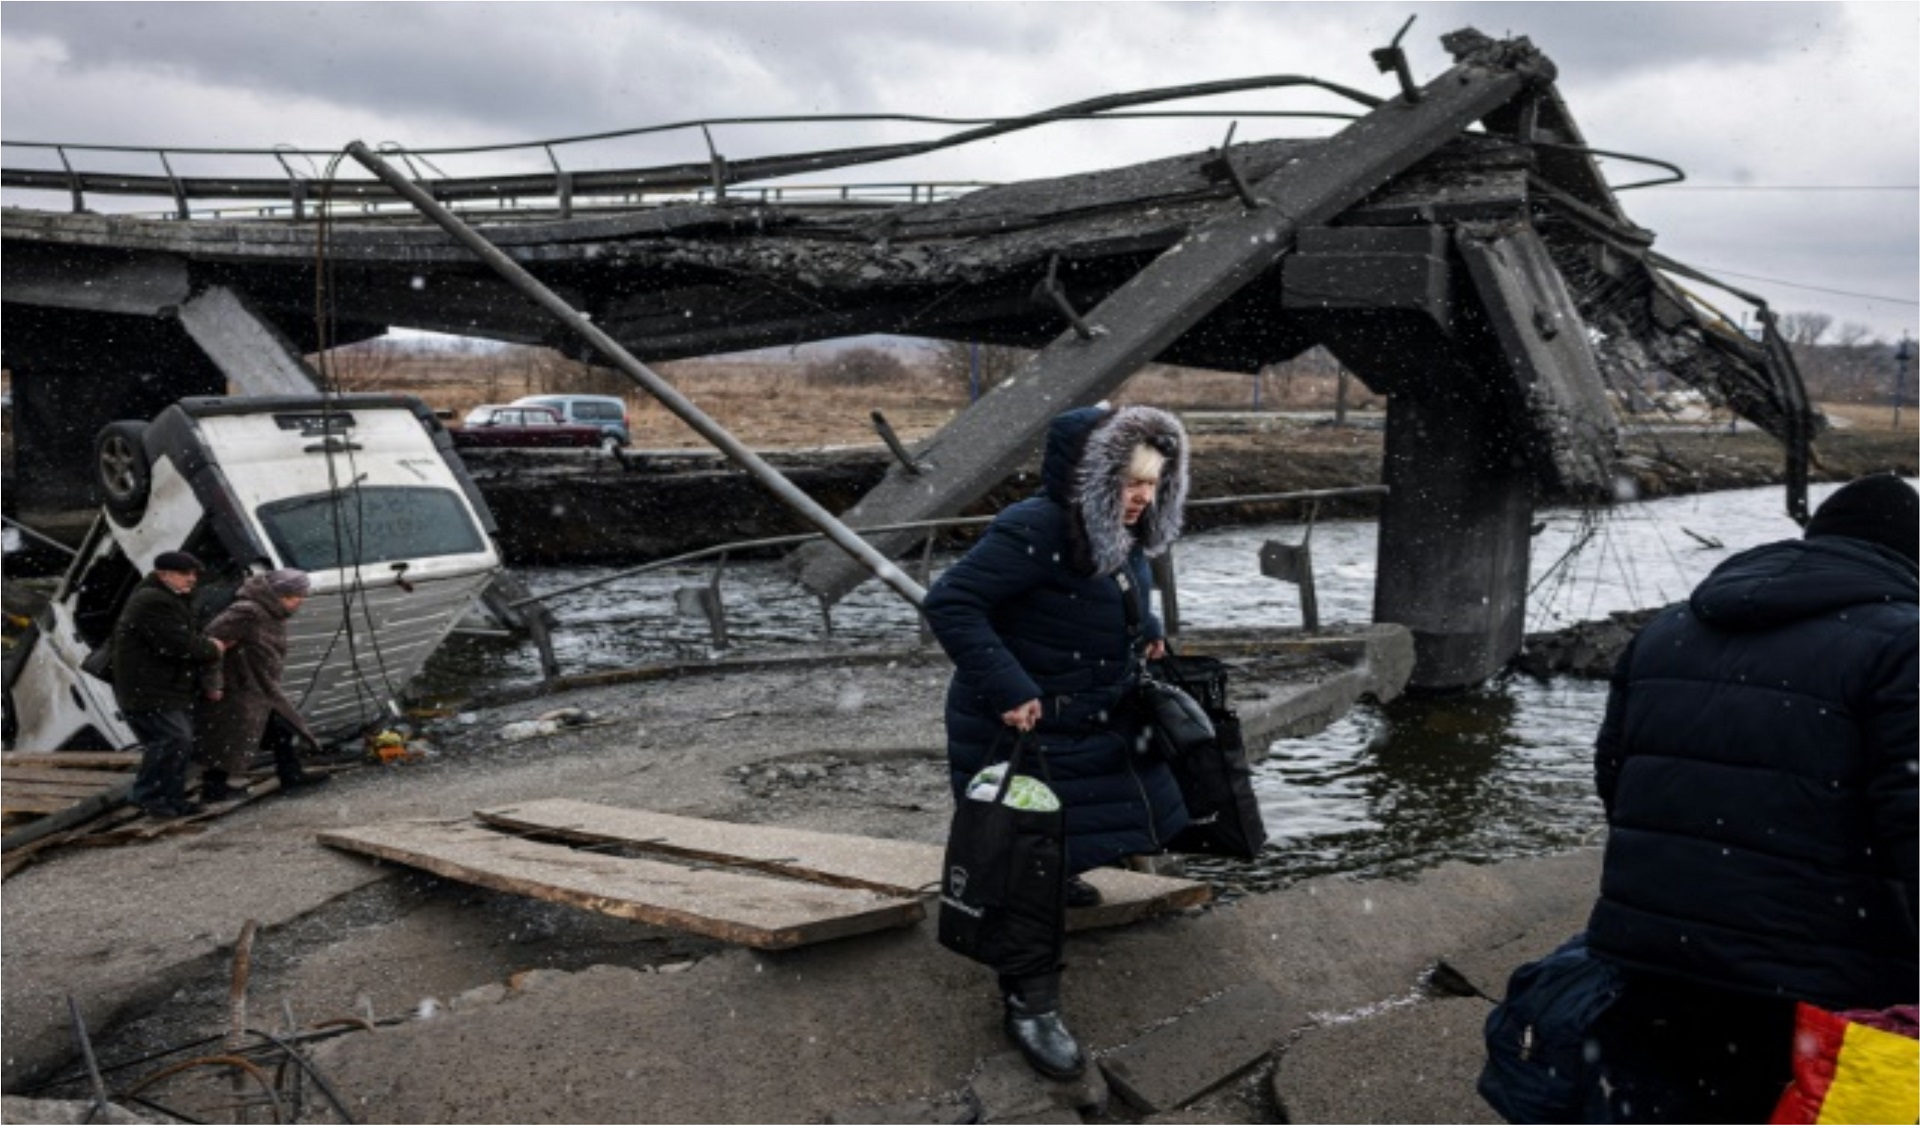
[201,769,248,802]
[272,743,331,792]
[1001,973,1085,1080]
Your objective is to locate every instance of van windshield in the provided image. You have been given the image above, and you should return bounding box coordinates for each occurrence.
[257,487,486,570]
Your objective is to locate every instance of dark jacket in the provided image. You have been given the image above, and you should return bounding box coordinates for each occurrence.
[195,574,317,773]
[924,406,1192,873]
[1587,535,1918,1011]
[111,575,224,713]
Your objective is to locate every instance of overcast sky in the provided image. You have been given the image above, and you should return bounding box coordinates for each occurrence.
[4,1,1915,343]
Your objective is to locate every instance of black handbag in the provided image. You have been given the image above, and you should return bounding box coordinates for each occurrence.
[936,732,1066,978]
[1113,572,1268,859]
[1163,707,1268,859]
[1115,572,1212,761]
[1133,672,1215,761]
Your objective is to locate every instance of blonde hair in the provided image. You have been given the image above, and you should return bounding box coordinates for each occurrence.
[1128,443,1166,484]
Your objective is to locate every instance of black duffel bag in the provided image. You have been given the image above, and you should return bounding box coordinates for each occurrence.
[1152,653,1269,860]
[936,732,1066,978]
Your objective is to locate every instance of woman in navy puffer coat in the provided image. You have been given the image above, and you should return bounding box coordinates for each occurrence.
[923,403,1192,1080]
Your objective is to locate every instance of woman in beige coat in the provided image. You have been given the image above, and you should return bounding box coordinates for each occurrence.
[195,569,324,800]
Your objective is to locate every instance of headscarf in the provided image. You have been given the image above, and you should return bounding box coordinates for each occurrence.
[265,569,312,598]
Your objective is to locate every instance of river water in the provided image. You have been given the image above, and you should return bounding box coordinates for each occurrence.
[427,479,1870,885]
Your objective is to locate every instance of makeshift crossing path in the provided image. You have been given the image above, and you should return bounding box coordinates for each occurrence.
[477,799,1212,932]
[318,799,1210,950]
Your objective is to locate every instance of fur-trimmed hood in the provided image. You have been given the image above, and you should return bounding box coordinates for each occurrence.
[1041,404,1189,576]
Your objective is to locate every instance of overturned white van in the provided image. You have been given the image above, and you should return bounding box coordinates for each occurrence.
[4,394,503,752]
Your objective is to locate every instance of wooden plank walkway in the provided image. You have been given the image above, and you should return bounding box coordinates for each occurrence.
[2,751,350,875]
[2,751,144,770]
[318,817,927,950]
[476,799,1212,931]
[2,754,139,821]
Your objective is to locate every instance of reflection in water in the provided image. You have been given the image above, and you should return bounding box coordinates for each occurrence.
[1188,677,1610,891]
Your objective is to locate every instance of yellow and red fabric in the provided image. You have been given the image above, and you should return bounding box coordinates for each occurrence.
[1770,1003,1918,1125]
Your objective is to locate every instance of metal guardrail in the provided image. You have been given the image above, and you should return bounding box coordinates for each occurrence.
[2,75,1384,220]
[510,485,1389,673]
[124,180,992,223]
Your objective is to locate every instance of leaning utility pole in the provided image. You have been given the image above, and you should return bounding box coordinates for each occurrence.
[344,142,928,610]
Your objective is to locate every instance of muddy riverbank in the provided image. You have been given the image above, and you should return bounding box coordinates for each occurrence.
[468,415,1913,566]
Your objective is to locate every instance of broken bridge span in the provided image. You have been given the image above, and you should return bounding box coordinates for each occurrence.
[0,26,1814,688]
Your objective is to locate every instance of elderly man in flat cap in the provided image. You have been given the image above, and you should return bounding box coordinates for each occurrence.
[113,550,228,818]
[196,568,328,802]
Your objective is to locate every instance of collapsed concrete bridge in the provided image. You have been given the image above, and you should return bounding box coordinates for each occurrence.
[0,27,1814,689]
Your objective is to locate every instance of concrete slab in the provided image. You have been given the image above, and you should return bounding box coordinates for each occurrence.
[825,1095,979,1124]
[1097,982,1306,1114]
[968,1050,1108,1120]
[1274,995,1502,1124]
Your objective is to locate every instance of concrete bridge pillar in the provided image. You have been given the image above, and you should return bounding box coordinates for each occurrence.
[1372,387,1533,691]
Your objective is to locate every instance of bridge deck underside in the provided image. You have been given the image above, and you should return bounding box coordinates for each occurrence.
[4,131,1785,442]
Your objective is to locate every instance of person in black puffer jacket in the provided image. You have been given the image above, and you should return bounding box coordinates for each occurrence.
[1584,474,1918,1123]
[112,551,228,818]
[923,403,1192,1080]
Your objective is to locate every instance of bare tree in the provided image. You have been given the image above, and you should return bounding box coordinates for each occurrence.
[1786,317,1892,403]
[811,346,912,387]
[934,339,1031,398]
[315,336,405,392]
[1780,311,1833,347]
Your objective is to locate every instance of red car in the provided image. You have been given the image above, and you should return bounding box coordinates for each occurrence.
[452,405,605,449]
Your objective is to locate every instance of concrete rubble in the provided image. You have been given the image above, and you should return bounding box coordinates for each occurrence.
[1,626,1601,1123]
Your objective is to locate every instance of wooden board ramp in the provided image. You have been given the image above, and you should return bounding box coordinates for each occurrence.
[2,754,140,821]
[317,817,927,950]
[3,753,350,877]
[474,798,1213,931]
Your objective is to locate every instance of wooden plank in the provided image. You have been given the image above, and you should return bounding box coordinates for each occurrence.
[475,799,1212,931]
[0,752,143,771]
[95,777,286,841]
[318,818,926,950]
[3,780,119,801]
[2,766,138,787]
[1,807,142,880]
[2,792,96,814]
[1,782,135,854]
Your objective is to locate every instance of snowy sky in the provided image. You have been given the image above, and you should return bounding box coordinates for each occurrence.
[3,1,1915,342]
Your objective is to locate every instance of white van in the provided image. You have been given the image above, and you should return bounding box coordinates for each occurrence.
[4,394,503,752]
[510,394,632,449]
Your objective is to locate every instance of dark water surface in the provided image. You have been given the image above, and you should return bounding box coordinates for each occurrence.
[426,479,1868,885]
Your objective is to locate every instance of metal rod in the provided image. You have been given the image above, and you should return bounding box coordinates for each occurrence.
[870,410,923,474]
[65,996,113,1120]
[346,140,927,609]
[509,485,1387,610]
[2,514,80,556]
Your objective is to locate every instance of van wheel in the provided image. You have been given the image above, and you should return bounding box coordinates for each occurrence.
[94,421,152,524]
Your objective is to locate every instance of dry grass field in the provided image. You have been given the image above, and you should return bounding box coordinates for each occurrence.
[313,341,1380,451]
[3,341,1909,466]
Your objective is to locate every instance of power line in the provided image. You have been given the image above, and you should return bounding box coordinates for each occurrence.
[1663,185,1918,192]
[1682,267,1919,306]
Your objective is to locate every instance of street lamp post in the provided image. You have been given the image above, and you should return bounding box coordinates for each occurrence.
[1896,336,1912,431]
